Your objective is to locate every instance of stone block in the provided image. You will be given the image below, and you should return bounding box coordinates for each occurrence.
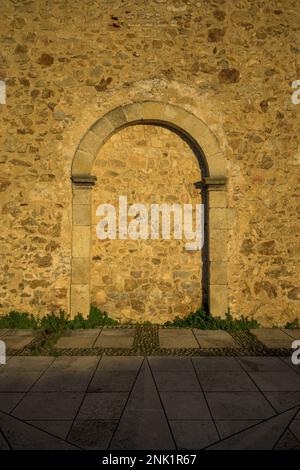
[250,329,293,349]
[209,207,228,230]
[90,116,114,141]
[208,190,228,208]
[193,330,237,348]
[73,187,91,205]
[209,285,228,317]
[72,226,90,258]
[70,284,90,317]
[72,149,94,175]
[209,231,227,261]
[73,204,91,226]
[94,328,135,349]
[78,130,102,155]
[159,328,199,349]
[71,257,90,284]
[54,329,101,349]
[210,261,227,285]
[105,107,128,129]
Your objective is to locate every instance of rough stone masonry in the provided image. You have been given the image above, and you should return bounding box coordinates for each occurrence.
[0,0,299,326]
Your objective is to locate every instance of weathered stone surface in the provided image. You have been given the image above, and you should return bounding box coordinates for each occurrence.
[0,1,299,326]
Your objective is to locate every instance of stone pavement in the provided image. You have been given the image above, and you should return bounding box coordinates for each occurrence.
[1,328,299,352]
[0,355,300,450]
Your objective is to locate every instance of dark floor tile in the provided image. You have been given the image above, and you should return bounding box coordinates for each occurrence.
[0,393,25,412]
[153,370,200,392]
[99,356,143,371]
[89,369,138,392]
[196,370,258,392]
[32,356,99,391]
[206,392,275,420]
[0,412,77,450]
[126,361,163,412]
[274,429,300,450]
[192,357,242,371]
[26,420,72,439]
[170,420,219,449]
[68,420,117,450]
[208,409,297,450]
[249,370,300,391]
[160,391,211,420]
[0,432,10,449]
[290,420,300,441]
[12,392,84,420]
[263,392,300,412]
[77,392,128,420]
[110,410,175,450]
[238,357,292,372]
[215,420,261,439]
[148,357,193,371]
[0,372,45,392]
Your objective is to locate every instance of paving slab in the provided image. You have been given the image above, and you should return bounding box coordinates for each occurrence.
[0,356,54,372]
[170,420,218,450]
[32,356,99,392]
[250,328,292,349]
[153,370,201,392]
[160,391,211,420]
[68,419,117,450]
[125,362,163,412]
[54,329,101,349]
[279,356,300,373]
[238,356,290,372]
[196,370,258,392]
[2,330,38,350]
[98,356,143,370]
[0,357,54,392]
[208,408,297,450]
[88,356,143,393]
[263,392,300,413]
[0,432,10,449]
[77,392,128,420]
[89,369,138,392]
[159,328,199,348]
[12,392,84,420]
[290,420,300,441]
[274,428,300,450]
[109,362,175,450]
[249,370,300,391]
[26,420,72,440]
[192,356,242,371]
[215,420,262,439]
[94,328,135,349]
[148,356,193,371]
[282,329,300,340]
[205,392,275,420]
[0,393,25,413]
[0,412,78,450]
[193,329,237,348]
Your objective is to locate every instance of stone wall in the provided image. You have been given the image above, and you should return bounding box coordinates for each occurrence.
[91,124,202,323]
[0,0,299,325]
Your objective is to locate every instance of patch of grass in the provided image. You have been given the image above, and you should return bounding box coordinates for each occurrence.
[40,311,68,333]
[164,308,260,330]
[0,306,118,331]
[284,318,300,329]
[0,311,38,329]
[68,305,119,329]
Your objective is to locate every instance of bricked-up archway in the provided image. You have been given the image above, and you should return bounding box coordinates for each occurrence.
[71,101,227,318]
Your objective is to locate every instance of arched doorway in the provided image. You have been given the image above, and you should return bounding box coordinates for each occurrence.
[70,101,228,319]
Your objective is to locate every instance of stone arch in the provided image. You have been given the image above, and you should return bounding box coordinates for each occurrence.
[70,101,228,319]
